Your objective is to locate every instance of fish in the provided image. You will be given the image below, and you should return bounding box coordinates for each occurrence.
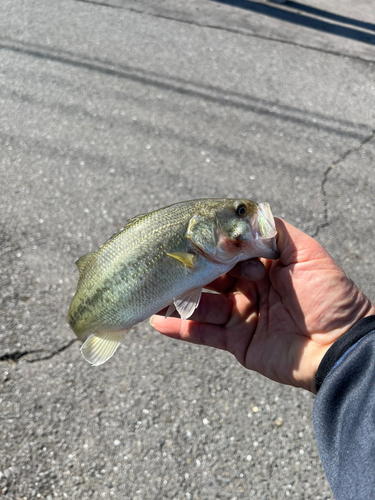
[67,198,278,366]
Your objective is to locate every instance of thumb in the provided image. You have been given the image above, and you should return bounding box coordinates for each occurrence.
[275,218,331,266]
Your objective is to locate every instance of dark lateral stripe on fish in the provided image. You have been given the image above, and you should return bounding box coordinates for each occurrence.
[69,264,146,330]
[69,285,111,330]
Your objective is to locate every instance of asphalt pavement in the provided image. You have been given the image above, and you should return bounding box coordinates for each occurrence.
[1,0,374,498]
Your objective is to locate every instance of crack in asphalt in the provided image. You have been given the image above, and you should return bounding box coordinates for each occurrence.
[312,129,375,238]
[0,339,78,364]
[76,0,375,64]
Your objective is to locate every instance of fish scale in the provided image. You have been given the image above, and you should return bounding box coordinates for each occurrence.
[68,198,278,366]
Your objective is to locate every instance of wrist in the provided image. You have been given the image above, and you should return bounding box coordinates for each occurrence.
[313,313,375,394]
[301,343,333,394]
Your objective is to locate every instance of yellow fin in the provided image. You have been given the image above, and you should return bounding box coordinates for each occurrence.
[75,251,97,275]
[167,252,195,269]
[80,330,129,366]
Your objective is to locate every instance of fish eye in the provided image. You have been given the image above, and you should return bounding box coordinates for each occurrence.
[235,203,248,217]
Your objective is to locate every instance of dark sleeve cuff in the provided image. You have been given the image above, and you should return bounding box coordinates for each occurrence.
[315,315,375,392]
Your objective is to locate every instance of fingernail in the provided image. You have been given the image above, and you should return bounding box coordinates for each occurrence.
[149,316,155,326]
[241,260,265,281]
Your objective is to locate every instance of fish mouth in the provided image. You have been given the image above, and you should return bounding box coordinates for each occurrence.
[244,236,279,260]
[248,203,279,260]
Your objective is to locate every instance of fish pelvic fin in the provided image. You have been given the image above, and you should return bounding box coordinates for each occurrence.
[173,287,202,319]
[165,303,176,318]
[80,329,130,366]
[167,252,196,269]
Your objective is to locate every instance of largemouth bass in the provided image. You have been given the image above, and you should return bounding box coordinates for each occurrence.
[68,199,278,366]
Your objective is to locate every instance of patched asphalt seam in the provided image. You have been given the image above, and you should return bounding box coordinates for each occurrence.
[313,129,375,238]
[0,339,79,364]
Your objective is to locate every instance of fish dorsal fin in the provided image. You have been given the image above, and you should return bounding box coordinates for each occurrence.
[124,213,148,227]
[100,213,150,247]
[173,287,202,320]
[75,251,97,275]
[80,329,129,366]
[118,213,149,234]
[100,213,150,248]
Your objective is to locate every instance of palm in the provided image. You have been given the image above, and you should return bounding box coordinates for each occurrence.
[151,219,375,392]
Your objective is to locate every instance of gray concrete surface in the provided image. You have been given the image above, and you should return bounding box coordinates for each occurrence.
[0,0,374,498]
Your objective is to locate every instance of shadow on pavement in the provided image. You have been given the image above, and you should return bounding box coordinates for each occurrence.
[0,37,370,141]
[284,1,375,32]
[212,0,375,45]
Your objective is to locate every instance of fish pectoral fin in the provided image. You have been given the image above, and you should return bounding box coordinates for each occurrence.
[80,329,129,366]
[173,287,202,320]
[167,252,196,269]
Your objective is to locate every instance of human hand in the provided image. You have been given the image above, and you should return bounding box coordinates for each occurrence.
[150,219,375,393]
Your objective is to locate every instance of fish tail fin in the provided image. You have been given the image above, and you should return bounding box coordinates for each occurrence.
[80,329,130,366]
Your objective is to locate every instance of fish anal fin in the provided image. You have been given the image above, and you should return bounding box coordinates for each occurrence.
[80,329,129,366]
[167,252,196,269]
[173,287,202,320]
